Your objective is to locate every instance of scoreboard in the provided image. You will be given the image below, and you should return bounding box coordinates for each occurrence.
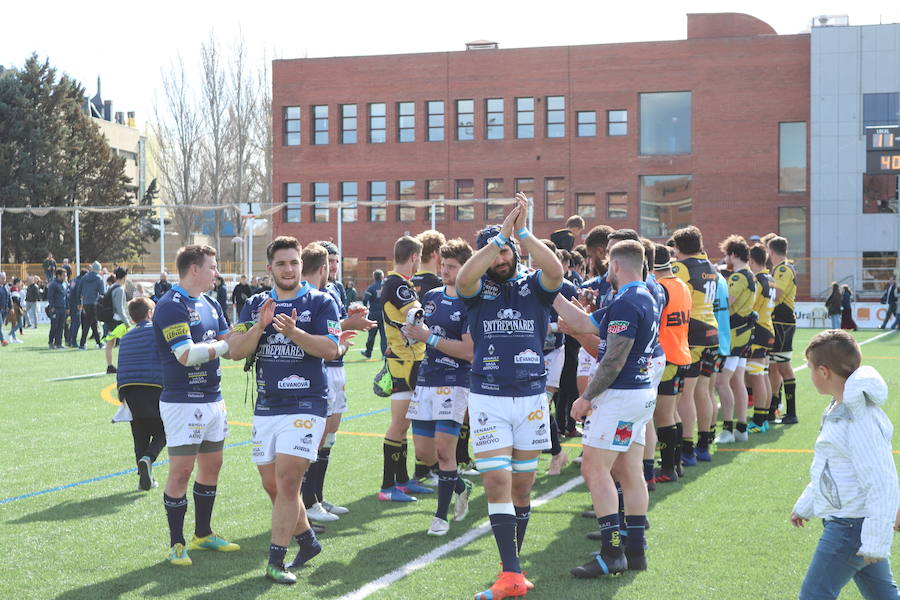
[866,126,900,174]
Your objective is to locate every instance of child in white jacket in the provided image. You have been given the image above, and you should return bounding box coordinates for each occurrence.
[791,329,900,600]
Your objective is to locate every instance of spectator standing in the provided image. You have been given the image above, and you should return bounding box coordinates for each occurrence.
[5,293,23,343]
[61,258,72,281]
[154,272,172,302]
[825,282,842,330]
[117,297,167,491]
[345,281,358,304]
[47,269,68,349]
[549,214,585,252]
[0,272,9,347]
[43,253,57,283]
[361,269,386,358]
[67,269,86,347]
[104,267,131,373]
[841,285,858,331]
[25,276,39,329]
[214,277,230,325]
[259,276,273,293]
[880,276,898,329]
[78,262,105,349]
[231,275,252,317]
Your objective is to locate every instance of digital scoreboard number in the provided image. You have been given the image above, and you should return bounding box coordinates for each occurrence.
[866,126,900,174]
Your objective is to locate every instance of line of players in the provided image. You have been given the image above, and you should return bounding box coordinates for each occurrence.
[147,195,799,596]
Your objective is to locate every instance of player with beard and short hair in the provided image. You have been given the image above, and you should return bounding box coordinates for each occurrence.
[228,237,351,583]
[401,238,476,536]
[747,244,777,433]
[457,193,564,600]
[555,240,659,577]
[767,235,799,425]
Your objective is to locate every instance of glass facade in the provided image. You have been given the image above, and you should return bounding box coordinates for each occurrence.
[640,93,691,155]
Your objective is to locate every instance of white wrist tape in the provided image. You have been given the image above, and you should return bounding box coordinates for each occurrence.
[176,340,230,366]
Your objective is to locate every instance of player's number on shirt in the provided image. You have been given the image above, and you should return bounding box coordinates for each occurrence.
[644,320,659,354]
[768,286,777,308]
[703,280,717,306]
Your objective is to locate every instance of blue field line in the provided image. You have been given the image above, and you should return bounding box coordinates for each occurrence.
[0,406,391,507]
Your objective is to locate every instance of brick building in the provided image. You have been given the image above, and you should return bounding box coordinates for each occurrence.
[272,12,810,284]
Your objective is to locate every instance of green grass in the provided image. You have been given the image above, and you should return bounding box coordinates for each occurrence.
[0,326,898,599]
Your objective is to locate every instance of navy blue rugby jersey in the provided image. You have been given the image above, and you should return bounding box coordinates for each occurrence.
[323,282,348,368]
[153,284,230,404]
[588,281,658,390]
[582,274,614,317]
[645,274,666,359]
[240,284,341,417]
[546,279,579,352]
[418,286,471,388]
[461,269,560,397]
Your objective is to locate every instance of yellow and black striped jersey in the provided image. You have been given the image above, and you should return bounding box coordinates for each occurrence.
[753,270,776,333]
[381,271,425,361]
[671,254,719,348]
[771,261,797,324]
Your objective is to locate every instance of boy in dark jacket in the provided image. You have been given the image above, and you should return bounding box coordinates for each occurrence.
[117,297,166,491]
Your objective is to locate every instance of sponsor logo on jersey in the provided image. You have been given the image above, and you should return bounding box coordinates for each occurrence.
[488,344,495,354]
[423,301,436,317]
[518,284,531,297]
[298,310,312,322]
[497,308,521,319]
[188,307,201,325]
[483,308,535,334]
[327,320,341,336]
[436,356,460,369]
[481,382,500,391]
[483,356,500,370]
[259,332,305,359]
[536,423,547,436]
[278,375,311,389]
[481,280,501,298]
[612,421,634,447]
[202,329,216,342]
[396,285,414,302]
[514,349,541,364]
[430,325,447,337]
[477,412,488,426]
[449,310,461,321]
[163,322,190,342]
[607,320,630,334]
[194,409,203,420]
[293,418,314,429]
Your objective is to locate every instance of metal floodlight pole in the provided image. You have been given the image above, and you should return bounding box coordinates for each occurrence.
[74,207,81,272]
[431,200,436,231]
[248,217,254,279]
[337,201,343,282]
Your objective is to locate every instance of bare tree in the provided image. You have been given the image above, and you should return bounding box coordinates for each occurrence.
[200,33,231,252]
[226,36,258,264]
[252,51,273,210]
[153,55,204,247]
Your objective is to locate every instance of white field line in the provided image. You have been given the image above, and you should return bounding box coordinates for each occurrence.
[339,475,585,600]
[46,372,110,381]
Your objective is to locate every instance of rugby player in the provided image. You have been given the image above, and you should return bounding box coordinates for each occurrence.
[767,236,799,424]
[401,238,476,536]
[555,240,658,577]
[714,236,755,444]
[651,244,691,482]
[640,237,668,490]
[228,237,347,583]
[457,193,563,599]
[305,242,375,521]
[670,226,719,465]
[153,245,237,566]
[747,244,776,433]
[379,236,434,502]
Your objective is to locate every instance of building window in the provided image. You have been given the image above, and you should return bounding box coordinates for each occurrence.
[863,93,900,129]
[284,182,301,223]
[486,98,504,140]
[640,175,692,237]
[426,179,445,222]
[778,206,807,273]
[283,106,300,146]
[312,105,328,145]
[639,92,691,155]
[577,111,596,137]
[546,96,565,138]
[779,122,807,192]
[545,178,565,220]
[485,179,505,220]
[369,181,387,222]
[862,251,898,292]
[575,192,596,219]
[313,182,329,223]
[457,100,474,141]
[341,181,357,222]
[608,192,628,219]
[608,110,627,136]
[515,177,534,198]
[398,101,415,143]
[341,104,357,144]
[398,180,416,222]
[516,97,534,139]
[427,101,445,141]
[863,174,899,214]
[369,103,386,144]
[456,179,475,220]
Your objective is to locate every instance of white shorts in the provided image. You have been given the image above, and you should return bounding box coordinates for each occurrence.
[160,400,229,448]
[582,388,656,452]
[650,355,666,388]
[544,347,564,389]
[722,356,748,372]
[407,385,468,424]
[468,392,550,454]
[326,366,347,416]
[577,347,598,378]
[251,413,326,465]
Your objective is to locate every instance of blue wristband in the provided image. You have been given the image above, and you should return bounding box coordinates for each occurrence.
[517,227,530,239]
[427,334,440,347]
[492,232,508,248]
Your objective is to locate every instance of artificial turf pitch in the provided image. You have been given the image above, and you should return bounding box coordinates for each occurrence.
[0,326,898,599]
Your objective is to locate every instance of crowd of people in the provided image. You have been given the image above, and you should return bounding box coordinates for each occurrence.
[2,198,898,599]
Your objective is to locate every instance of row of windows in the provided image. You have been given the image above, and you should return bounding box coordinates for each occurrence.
[283,98,629,146]
[282,178,631,224]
